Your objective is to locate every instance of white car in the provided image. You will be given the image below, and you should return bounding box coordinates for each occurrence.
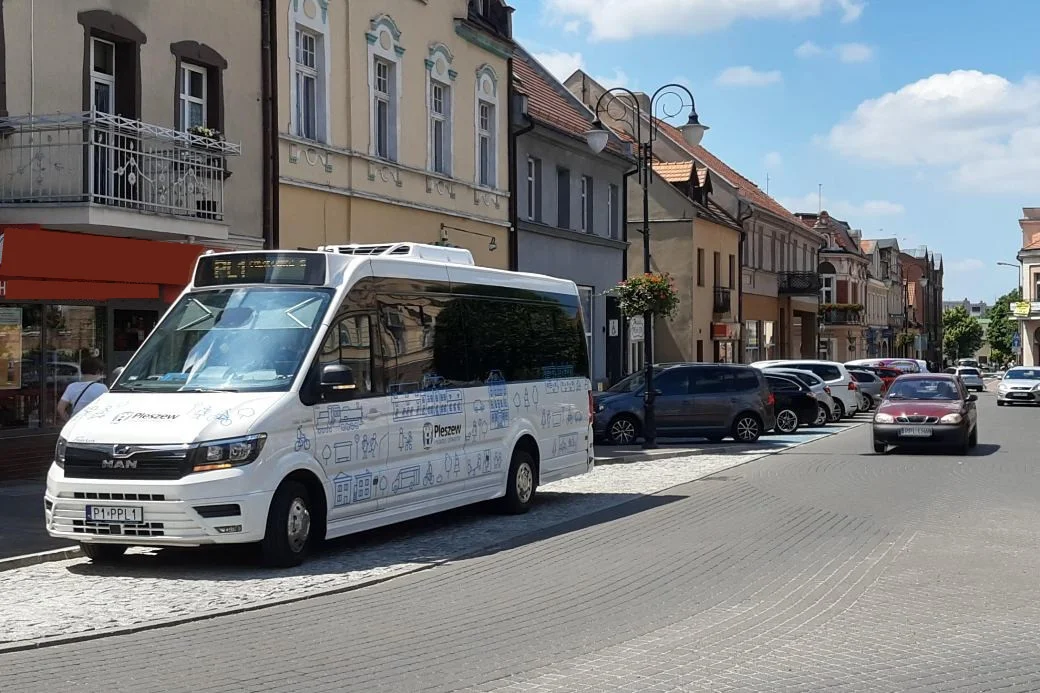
[751,359,860,419]
[944,366,984,392]
[996,366,1040,406]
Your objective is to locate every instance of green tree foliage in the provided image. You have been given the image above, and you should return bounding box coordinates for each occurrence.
[942,306,985,360]
[984,287,1022,366]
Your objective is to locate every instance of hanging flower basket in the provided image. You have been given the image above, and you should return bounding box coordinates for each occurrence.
[611,272,680,319]
[895,333,915,348]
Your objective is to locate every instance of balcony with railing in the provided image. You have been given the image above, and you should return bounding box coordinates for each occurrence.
[778,271,822,295]
[820,305,865,325]
[0,112,241,240]
[713,286,732,314]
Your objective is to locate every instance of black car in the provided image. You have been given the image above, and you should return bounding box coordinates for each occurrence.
[763,373,819,434]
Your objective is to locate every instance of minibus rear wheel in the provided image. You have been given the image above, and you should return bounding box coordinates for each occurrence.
[500,448,536,514]
[261,480,312,568]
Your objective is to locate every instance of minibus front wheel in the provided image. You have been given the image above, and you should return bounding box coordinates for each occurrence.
[261,480,313,568]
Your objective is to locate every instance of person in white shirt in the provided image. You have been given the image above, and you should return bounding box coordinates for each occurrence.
[57,358,108,422]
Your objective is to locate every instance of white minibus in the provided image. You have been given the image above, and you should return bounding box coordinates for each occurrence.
[44,244,595,567]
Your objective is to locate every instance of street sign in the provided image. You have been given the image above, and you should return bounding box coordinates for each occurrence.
[629,316,644,341]
[608,319,619,337]
[1012,332,1021,349]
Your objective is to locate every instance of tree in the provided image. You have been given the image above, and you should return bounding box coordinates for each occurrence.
[942,306,985,361]
[985,287,1021,366]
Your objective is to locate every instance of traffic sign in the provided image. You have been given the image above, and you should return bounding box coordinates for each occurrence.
[1012,332,1021,349]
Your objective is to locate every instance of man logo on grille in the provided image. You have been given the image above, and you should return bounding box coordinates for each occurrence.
[101,459,138,469]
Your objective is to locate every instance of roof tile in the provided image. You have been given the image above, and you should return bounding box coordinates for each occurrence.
[652,161,694,183]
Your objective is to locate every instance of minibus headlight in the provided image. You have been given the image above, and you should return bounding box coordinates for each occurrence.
[54,436,67,468]
[192,434,267,473]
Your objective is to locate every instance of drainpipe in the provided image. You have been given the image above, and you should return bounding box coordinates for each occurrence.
[260,0,278,249]
[507,55,533,272]
[737,203,753,362]
[620,162,639,373]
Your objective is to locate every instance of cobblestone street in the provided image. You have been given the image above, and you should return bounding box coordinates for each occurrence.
[6,398,1039,693]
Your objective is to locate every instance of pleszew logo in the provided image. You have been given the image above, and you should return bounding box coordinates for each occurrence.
[101,459,137,469]
[422,422,462,449]
[112,412,180,424]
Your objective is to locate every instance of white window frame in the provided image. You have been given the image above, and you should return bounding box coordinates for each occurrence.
[367,15,404,161]
[180,63,207,130]
[373,58,393,160]
[425,44,455,175]
[607,183,619,239]
[89,37,116,116]
[822,275,835,303]
[526,156,539,221]
[288,2,330,142]
[294,29,318,140]
[475,64,499,188]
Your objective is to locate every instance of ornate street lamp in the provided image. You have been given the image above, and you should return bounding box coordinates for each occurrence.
[584,85,707,449]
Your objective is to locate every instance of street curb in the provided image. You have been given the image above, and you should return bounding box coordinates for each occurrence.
[0,420,866,654]
[0,546,80,573]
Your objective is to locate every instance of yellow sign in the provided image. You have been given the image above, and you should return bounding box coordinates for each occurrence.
[1011,301,1031,318]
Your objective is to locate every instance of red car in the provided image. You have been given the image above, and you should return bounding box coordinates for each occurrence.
[872,373,979,455]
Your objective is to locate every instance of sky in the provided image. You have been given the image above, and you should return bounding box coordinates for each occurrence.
[512,0,1040,303]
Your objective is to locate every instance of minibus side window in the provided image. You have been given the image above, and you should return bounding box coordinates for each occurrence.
[319,313,378,398]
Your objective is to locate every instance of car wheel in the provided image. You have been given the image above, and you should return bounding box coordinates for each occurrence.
[997,400,1005,407]
[260,480,312,568]
[499,448,537,514]
[732,413,762,443]
[835,400,847,419]
[969,426,978,448]
[828,405,841,422]
[814,404,829,427]
[872,440,886,454]
[607,415,640,446]
[80,543,127,563]
[775,409,799,434]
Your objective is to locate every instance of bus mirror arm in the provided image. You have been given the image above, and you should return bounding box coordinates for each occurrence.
[321,364,355,390]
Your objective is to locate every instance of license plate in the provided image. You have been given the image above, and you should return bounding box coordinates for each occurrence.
[899,426,931,438]
[86,505,143,524]
[1011,393,1031,399]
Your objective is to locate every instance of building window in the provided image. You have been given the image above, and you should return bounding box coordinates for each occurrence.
[757,231,764,269]
[779,240,786,271]
[367,15,404,160]
[557,167,570,229]
[578,286,594,363]
[728,254,736,288]
[526,156,542,221]
[429,82,450,173]
[179,63,207,129]
[607,184,619,239]
[697,248,705,287]
[822,276,834,303]
[293,28,322,140]
[580,176,594,233]
[477,101,494,185]
[713,251,721,287]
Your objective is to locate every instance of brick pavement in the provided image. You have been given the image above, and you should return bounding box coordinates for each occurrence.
[4,401,1038,692]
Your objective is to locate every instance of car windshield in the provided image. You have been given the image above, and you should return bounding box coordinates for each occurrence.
[112,287,333,393]
[959,368,980,376]
[607,368,663,393]
[1005,369,1039,380]
[886,378,960,400]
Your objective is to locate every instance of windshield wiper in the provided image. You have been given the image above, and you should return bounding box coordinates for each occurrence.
[178,386,240,393]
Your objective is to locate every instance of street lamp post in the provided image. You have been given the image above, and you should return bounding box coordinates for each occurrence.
[585,85,707,449]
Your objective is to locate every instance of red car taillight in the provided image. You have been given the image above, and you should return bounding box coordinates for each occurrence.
[848,381,858,390]
[824,386,832,394]
[588,391,594,421]
[767,393,775,406]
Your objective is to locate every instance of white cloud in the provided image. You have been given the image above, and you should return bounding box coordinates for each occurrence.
[795,40,824,58]
[947,258,985,273]
[837,0,866,23]
[778,192,905,219]
[529,49,630,89]
[764,151,784,169]
[716,66,783,87]
[836,42,874,63]
[543,0,863,41]
[563,20,582,33]
[824,70,1040,193]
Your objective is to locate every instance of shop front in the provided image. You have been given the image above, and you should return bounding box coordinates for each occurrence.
[742,293,779,363]
[712,321,741,363]
[0,225,218,480]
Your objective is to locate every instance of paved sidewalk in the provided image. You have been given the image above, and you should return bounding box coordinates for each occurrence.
[0,484,70,560]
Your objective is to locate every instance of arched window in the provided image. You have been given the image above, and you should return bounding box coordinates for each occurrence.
[288,0,330,141]
[367,15,404,161]
[426,44,456,175]
[818,261,837,303]
[474,64,499,188]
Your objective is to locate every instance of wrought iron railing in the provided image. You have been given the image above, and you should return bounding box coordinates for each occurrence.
[821,308,864,325]
[777,271,822,295]
[713,286,732,314]
[0,112,241,221]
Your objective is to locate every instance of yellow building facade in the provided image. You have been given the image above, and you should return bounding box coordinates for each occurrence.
[275,0,513,267]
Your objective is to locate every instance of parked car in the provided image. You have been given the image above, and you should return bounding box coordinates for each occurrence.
[847,367,884,409]
[594,363,775,444]
[751,359,860,419]
[872,373,979,454]
[763,373,819,434]
[944,366,984,392]
[761,366,837,425]
[996,366,1040,406]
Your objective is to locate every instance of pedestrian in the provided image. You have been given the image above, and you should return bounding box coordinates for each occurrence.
[56,357,108,422]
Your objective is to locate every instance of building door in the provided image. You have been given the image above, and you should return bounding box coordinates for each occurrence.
[605,296,622,385]
[90,37,116,203]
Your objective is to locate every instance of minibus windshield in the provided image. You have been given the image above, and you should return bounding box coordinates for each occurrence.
[112,286,333,393]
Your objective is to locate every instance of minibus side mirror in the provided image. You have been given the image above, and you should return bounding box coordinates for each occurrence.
[321,363,355,394]
[109,366,124,383]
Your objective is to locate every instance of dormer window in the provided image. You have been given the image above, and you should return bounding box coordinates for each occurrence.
[467,0,512,39]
